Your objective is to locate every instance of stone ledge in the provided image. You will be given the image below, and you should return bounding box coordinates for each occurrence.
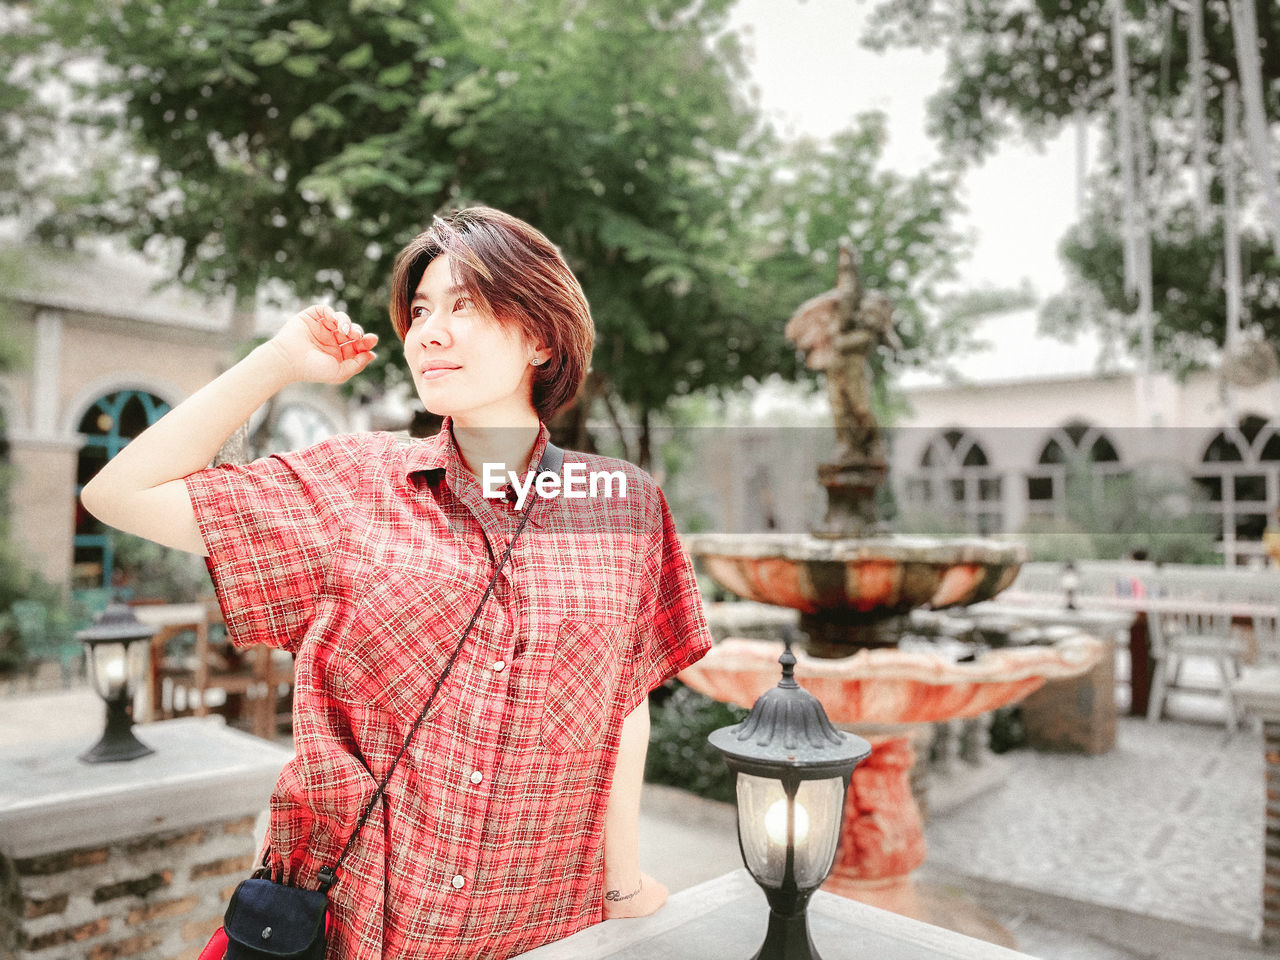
[0,717,290,859]
[514,869,1035,960]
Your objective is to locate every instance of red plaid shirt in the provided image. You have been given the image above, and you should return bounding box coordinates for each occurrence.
[184,418,711,960]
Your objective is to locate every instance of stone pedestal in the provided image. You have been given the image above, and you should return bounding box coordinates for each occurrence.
[1019,635,1116,754]
[0,718,291,960]
[1231,667,1280,950]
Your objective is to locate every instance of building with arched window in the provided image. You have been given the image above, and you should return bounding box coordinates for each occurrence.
[682,306,1279,567]
[1,241,361,593]
[1024,421,1126,521]
[891,307,1280,565]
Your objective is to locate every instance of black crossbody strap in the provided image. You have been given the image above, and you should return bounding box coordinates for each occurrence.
[320,442,564,888]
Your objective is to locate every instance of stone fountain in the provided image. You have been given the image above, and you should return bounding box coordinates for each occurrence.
[678,244,1104,942]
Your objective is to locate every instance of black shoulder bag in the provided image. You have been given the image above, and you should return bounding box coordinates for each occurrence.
[201,443,564,960]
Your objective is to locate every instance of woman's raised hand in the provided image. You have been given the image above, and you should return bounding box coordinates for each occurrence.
[267,305,379,385]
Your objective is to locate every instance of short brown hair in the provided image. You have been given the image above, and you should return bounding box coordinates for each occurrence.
[389,206,595,422]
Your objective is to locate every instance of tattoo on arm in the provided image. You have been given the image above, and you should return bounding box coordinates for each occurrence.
[605,881,642,902]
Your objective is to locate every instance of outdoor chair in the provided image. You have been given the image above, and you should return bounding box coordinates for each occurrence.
[1249,608,1279,666]
[71,587,115,621]
[1146,604,1244,734]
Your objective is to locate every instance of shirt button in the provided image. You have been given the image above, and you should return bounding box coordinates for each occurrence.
[492,660,506,673]
[470,770,484,785]
[451,875,466,890]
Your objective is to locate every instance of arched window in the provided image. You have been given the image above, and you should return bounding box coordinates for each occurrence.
[74,390,171,589]
[905,429,1002,534]
[1026,421,1125,519]
[1194,414,1280,565]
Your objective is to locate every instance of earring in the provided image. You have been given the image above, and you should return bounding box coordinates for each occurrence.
[530,357,544,366]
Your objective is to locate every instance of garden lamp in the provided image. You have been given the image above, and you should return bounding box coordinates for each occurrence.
[708,638,872,960]
[77,602,157,763]
[1060,561,1080,611]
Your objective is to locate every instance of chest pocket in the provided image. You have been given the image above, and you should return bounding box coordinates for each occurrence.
[327,572,473,730]
[538,618,629,753]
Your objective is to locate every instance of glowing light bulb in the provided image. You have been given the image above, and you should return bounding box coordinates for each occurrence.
[102,656,127,694]
[764,798,809,847]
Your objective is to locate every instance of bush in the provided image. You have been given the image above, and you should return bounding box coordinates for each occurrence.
[110,532,213,603]
[644,683,748,803]
[0,532,73,676]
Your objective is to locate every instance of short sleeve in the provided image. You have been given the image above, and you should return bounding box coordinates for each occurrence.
[626,486,713,713]
[184,435,359,653]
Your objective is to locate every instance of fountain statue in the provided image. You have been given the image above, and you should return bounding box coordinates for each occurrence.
[785,242,899,538]
[678,245,1104,940]
[687,242,1026,654]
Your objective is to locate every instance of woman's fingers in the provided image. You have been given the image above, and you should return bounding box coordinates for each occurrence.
[338,330,377,360]
[299,305,344,349]
[290,305,379,381]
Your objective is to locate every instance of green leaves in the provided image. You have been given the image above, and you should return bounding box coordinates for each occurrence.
[376,62,414,87]
[283,55,320,78]
[4,0,970,439]
[249,36,290,66]
[290,103,345,141]
[288,20,334,50]
[337,43,373,70]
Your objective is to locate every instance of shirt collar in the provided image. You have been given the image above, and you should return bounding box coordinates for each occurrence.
[400,416,554,483]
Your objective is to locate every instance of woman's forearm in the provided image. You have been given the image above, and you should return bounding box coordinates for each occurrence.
[601,697,668,918]
[603,698,650,896]
[81,341,295,513]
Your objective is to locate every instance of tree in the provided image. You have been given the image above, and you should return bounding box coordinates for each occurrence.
[3,0,976,463]
[863,0,1280,372]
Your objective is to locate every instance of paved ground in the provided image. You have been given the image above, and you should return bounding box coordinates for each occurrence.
[925,712,1262,941]
[2,666,1270,960]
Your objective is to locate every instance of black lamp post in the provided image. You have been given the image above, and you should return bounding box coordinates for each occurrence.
[77,602,157,763]
[709,639,872,960]
[1060,560,1080,611]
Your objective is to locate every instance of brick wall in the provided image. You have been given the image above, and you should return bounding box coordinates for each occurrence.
[3,813,262,960]
[1265,719,1279,949]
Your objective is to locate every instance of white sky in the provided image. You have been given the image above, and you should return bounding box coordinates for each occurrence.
[726,0,1082,300]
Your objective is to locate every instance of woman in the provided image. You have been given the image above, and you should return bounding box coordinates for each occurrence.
[80,206,713,959]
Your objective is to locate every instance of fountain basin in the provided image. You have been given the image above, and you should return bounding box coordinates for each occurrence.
[679,634,1103,726]
[685,533,1026,623]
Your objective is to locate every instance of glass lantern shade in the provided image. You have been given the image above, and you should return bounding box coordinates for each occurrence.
[85,639,147,700]
[737,773,845,890]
